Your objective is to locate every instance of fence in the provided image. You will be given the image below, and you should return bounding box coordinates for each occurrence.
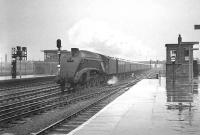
[0,61,58,76]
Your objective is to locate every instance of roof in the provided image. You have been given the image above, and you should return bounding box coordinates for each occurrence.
[165,41,199,47]
[180,42,199,45]
[165,44,179,47]
[41,50,69,53]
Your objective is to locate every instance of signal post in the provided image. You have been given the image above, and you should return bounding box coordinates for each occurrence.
[11,46,27,78]
[56,39,65,92]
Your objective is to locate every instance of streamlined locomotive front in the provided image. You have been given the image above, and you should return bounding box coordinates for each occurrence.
[59,48,105,87]
[59,48,81,85]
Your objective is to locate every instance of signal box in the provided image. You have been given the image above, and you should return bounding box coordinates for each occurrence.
[165,35,199,84]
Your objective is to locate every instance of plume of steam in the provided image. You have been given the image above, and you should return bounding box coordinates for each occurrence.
[67,18,156,60]
[107,76,118,85]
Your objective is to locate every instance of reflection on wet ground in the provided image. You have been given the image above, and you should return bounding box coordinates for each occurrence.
[166,77,198,105]
[166,82,193,103]
[164,77,200,134]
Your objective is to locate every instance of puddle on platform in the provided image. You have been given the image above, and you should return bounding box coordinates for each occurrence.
[161,77,200,135]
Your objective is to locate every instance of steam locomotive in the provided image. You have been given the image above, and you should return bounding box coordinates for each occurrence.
[57,48,150,88]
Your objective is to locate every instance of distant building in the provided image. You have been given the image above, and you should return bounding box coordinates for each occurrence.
[42,50,70,62]
[165,35,199,84]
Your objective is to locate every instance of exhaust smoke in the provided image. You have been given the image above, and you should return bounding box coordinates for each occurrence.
[107,76,118,85]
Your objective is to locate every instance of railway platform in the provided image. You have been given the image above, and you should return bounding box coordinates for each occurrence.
[0,75,56,84]
[0,75,55,81]
[68,78,200,135]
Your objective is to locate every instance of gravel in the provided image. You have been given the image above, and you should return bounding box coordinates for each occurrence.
[0,97,97,135]
[0,76,139,135]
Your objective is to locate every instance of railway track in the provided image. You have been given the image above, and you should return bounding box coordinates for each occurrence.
[0,87,60,125]
[0,80,54,92]
[31,85,130,135]
[0,70,157,132]
[0,84,121,126]
[31,70,157,135]
[0,83,59,104]
[0,76,56,91]
[0,77,125,123]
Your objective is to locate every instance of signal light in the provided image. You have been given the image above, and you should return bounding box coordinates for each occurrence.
[17,46,21,51]
[57,39,61,49]
[22,47,27,51]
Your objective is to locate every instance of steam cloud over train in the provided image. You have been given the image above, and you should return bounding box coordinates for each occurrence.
[57,48,151,88]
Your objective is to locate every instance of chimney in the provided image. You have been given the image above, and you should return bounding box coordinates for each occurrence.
[178,34,182,45]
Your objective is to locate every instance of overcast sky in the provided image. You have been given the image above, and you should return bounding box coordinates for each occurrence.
[0,0,200,61]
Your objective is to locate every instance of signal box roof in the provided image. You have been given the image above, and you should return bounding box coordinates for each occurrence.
[165,42,199,47]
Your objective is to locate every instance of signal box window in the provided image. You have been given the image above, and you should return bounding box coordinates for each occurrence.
[184,49,189,61]
[170,50,176,62]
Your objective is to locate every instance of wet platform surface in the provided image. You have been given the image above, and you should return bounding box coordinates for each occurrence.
[68,78,200,135]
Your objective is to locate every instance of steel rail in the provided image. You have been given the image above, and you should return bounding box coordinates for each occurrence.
[0,87,117,124]
[0,85,59,104]
[31,87,123,135]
